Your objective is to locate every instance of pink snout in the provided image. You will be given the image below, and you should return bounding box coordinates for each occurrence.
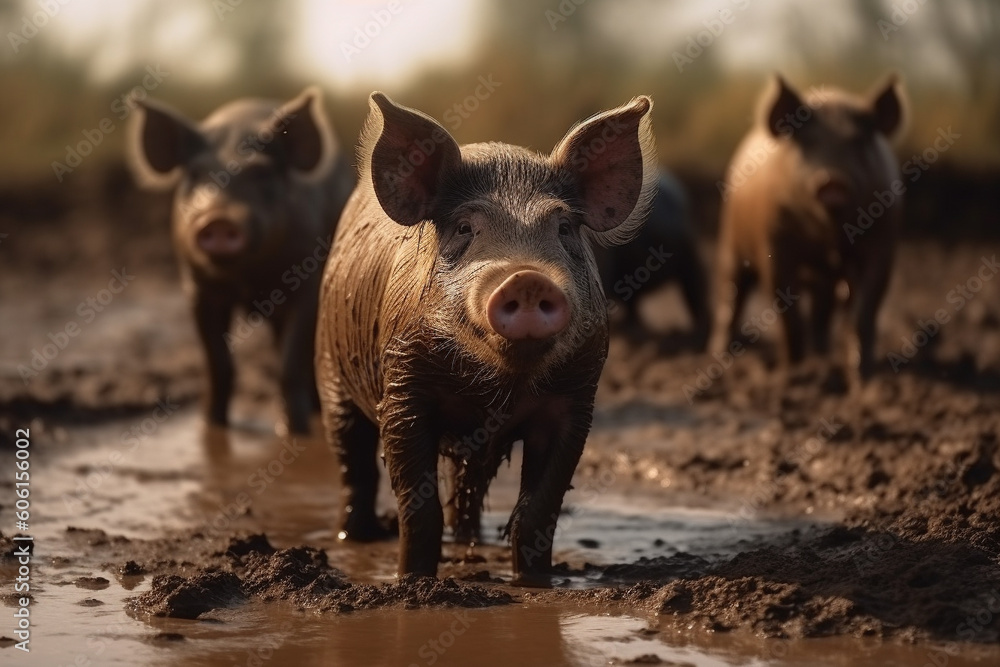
[486,270,570,340]
[196,218,246,257]
[815,177,852,211]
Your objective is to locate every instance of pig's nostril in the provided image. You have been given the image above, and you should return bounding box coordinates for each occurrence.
[196,218,246,257]
[486,270,571,341]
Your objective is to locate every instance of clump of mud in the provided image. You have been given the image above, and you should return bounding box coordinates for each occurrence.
[564,524,1000,641]
[127,572,246,620]
[126,535,513,619]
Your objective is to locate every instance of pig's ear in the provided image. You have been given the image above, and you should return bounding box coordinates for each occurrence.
[868,73,907,140]
[765,74,806,138]
[551,96,657,246]
[270,86,336,182]
[127,99,206,190]
[361,92,462,226]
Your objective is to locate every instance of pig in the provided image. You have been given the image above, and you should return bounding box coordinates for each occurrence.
[317,92,657,581]
[128,87,353,433]
[593,170,710,348]
[710,74,906,380]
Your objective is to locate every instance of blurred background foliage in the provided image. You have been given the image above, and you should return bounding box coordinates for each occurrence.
[0,0,997,223]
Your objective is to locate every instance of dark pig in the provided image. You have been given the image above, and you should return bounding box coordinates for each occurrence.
[710,74,906,380]
[593,171,710,348]
[317,93,657,580]
[128,87,353,433]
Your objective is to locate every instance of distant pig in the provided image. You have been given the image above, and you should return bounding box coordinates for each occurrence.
[317,92,657,580]
[711,74,906,380]
[128,87,353,433]
[593,171,710,348]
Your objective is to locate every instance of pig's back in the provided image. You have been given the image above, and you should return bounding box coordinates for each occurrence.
[722,129,786,265]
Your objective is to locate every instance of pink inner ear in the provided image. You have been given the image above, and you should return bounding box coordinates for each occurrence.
[575,137,643,232]
[371,130,441,224]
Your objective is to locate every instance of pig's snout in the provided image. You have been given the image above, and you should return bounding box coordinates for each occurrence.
[814,174,852,211]
[195,218,246,257]
[486,270,570,340]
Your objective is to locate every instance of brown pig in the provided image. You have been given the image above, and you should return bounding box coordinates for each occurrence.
[128,88,353,433]
[710,74,907,380]
[317,92,657,581]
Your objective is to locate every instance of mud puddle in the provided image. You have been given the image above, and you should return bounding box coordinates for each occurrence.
[25,409,815,579]
[14,574,1000,666]
[5,410,997,666]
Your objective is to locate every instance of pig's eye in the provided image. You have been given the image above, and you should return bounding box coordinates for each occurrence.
[558,221,572,236]
[457,222,473,235]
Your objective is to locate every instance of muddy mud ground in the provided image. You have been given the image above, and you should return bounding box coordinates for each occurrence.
[1,171,1000,665]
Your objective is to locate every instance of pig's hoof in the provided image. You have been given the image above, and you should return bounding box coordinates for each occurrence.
[511,571,556,588]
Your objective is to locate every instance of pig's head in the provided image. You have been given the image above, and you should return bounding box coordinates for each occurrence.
[762,74,907,220]
[128,87,335,275]
[361,92,656,375]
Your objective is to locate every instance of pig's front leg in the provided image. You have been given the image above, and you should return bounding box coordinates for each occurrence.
[192,287,236,427]
[509,398,593,586]
[380,392,443,578]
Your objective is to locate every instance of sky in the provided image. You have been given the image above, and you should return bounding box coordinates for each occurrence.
[6,0,983,91]
[20,0,484,88]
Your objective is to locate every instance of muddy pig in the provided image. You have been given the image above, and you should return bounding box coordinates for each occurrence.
[711,74,906,380]
[593,170,710,348]
[128,87,353,433]
[317,92,657,580]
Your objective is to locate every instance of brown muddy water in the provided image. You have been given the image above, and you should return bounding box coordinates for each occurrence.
[4,410,998,666]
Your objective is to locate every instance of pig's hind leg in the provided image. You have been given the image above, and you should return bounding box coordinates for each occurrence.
[324,389,392,542]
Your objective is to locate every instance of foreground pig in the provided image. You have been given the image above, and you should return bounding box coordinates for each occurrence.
[711,74,906,379]
[128,88,353,433]
[593,171,710,348]
[317,92,656,580]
